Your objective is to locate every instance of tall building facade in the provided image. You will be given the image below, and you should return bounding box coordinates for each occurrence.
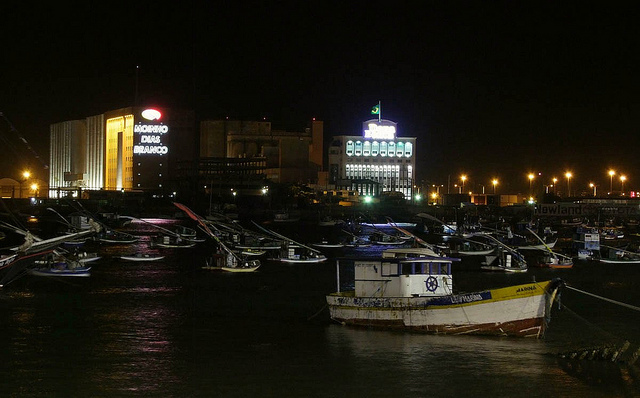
[200,119,323,184]
[328,118,417,199]
[49,106,195,197]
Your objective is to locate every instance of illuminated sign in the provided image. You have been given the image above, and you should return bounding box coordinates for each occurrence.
[134,125,168,134]
[141,108,162,121]
[134,123,169,156]
[362,119,397,140]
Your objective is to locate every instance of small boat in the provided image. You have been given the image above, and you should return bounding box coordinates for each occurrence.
[119,254,166,262]
[515,239,558,251]
[96,230,139,244]
[311,240,345,249]
[368,231,406,245]
[480,246,528,273]
[0,253,18,270]
[538,253,574,269]
[327,248,563,338]
[173,203,261,273]
[203,252,261,272]
[73,252,101,263]
[29,255,91,277]
[318,216,345,227]
[250,221,327,264]
[527,227,573,269]
[236,248,267,256]
[149,235,197,249]
[598,247,640,264]
[479,234,528,273]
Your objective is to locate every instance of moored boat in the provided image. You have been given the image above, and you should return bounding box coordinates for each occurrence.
[29,255,91,277]
[327,248,563,338]
[119,253,166,262]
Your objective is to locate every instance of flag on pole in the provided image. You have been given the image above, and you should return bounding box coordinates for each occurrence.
[371,104,380,115]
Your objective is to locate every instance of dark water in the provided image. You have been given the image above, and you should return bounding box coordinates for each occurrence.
[1,220,640,397]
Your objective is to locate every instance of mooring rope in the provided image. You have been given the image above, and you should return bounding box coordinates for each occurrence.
[566,284,640,312]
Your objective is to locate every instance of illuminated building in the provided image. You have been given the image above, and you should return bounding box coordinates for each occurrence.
[49,107,195,197]
[328,118,416,199]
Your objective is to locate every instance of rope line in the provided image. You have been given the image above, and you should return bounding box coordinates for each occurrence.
[566,284,640,312]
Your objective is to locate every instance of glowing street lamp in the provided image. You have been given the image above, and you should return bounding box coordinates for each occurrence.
[589,183,596,197]
[620,175,627,195]
[552,178,558,195]
[492,179,498,194]
[460,175,467,193]
[528,173,534,193]
[609,170,615,194]
[565,172,572,197]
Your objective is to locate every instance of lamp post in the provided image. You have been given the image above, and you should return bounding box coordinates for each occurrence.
[620,175,627,195]
[609,170,615,194]
[492,179,498,194]
[528,173,534,194]
[461,175,467,193]
[589,183,596,197]
[552,178,558,195]
[565,172,572,197]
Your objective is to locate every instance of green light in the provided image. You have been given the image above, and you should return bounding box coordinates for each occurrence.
[414,194,422,201]
[364,196,372,203]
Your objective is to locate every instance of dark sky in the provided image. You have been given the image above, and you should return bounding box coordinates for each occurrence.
[2,1,640,194]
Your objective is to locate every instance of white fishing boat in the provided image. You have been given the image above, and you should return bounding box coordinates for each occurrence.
[250,221,327,264]
[203,252,261,272]
[173,202,261,273]
[327,248,563,338]
[119,253,166,262]
[311,240,345,249]
[149,235,197,249]
[480,246,528,273]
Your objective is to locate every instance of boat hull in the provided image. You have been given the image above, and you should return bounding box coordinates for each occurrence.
[327,280,559,338]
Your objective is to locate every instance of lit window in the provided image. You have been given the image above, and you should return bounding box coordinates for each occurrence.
[396,142,404,157]
[380,141,387,156]
[388,142,396,157]
[354,141,362,156]
[363,141,371,156]
[404,142,413,157]
[371,141,379,156]
[346,141,354,156]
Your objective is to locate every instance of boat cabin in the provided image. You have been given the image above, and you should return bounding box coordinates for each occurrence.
[353,248,456,298]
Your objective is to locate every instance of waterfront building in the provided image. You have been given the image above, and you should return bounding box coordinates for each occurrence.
[200,119,323,184]
[328,118,417,199]
[49,107,196,197]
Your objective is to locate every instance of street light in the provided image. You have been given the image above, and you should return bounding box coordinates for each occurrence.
[528,173,534,194]
[492,179,498,194]
[552,178,558,195]
[461,175,467,193]
[565,172,572,197]
[589,183,596,197]
[609,170,615,194]
[620,175,627,195]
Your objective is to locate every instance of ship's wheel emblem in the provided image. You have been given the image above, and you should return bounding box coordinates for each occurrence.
[425,276,438,292]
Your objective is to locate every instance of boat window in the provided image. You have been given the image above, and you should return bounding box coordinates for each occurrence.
[402,264,412,275]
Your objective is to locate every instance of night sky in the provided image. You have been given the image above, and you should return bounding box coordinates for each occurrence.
[2,2,640,194]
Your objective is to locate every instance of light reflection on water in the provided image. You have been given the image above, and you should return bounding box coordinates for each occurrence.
[0,220,639,396]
